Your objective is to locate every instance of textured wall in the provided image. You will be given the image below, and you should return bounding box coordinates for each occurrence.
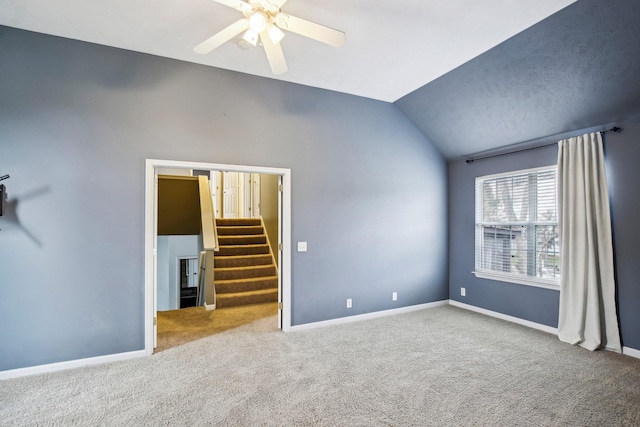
[0,26,447,371]
[448,121,640,350]
[396,0,640,159]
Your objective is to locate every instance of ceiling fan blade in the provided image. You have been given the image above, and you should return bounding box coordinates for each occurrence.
[194,19,249,55]
[211,0,251,12]
[260,32,288,75]
[275,13,345,47]
[271,0,288,8]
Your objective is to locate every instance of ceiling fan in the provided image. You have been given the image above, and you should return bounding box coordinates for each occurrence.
[193,0,346,75]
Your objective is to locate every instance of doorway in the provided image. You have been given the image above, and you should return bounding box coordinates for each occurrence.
[144,159,292,355]
[178,257,198,309]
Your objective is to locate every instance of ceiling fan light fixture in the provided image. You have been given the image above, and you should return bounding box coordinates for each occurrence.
[242,28,259,46]
[267,24,285,44]
[197,0,346,75]
[248,11,268,33]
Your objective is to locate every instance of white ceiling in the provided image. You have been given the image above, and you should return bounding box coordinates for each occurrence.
[0,0,576,102]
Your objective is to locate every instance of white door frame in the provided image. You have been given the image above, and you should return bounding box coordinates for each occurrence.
[144,159,292,355]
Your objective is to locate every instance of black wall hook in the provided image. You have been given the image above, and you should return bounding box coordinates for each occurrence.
[0,174,8,217]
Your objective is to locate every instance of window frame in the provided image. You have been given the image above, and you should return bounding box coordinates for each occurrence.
[473,165,560,291]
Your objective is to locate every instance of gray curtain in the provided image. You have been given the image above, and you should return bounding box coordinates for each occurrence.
[557,132,621,352]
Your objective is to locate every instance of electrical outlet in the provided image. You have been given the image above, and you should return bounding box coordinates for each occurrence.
[392,292,398,301]
[461,287,466,297]
[346,298,352,308]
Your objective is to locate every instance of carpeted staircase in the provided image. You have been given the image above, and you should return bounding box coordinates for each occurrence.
[214,218,278,308]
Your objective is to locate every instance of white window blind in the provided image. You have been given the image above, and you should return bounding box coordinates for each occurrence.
[474,166,560,286]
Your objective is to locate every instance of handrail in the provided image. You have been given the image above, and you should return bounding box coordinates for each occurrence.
[197,176,218,310]
[196,251,216,308]
[195,248,217,310]
[197,175,219,251]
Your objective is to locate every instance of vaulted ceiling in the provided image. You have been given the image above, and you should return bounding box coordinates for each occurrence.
[2,0,639,160]
[396,0,640,159]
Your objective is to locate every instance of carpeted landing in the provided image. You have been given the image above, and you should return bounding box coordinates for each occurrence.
[156,302,277,353]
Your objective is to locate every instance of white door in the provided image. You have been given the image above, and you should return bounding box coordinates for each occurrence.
[223,171,239,218]
[187,258,198,287]
[252,173,261,218]
[210,171,221,218]
[243,173,251,218]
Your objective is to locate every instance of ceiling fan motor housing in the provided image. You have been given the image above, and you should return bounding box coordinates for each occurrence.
[194,0,345,75]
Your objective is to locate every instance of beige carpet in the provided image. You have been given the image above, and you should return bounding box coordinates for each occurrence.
[156,302,277,352]
[1,306,639,426]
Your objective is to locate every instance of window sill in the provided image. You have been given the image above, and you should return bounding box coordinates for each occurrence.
[472,270,560,291]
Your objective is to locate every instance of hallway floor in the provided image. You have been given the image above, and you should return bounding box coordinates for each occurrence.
[155,302,277,352]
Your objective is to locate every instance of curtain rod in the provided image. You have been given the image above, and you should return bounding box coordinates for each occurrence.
[465,127,622,164]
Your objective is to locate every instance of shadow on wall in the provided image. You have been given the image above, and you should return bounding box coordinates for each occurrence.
[2,26,182,99]
[0,186,50,246]
[87,50,183,91]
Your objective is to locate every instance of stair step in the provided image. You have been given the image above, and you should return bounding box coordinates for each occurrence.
[216,218,262,226]
[214,254,273,268]
[215,265,277,281]
[211,217,276,309]
[215,276,278,294]
[216,288,278,308]
[216,226,264,236]
[218,234,267,246]
[216,244,271,256]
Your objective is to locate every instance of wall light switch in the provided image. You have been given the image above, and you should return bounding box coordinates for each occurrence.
[297,242,308,252]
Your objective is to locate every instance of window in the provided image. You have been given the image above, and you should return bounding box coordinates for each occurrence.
[473,166,560,289]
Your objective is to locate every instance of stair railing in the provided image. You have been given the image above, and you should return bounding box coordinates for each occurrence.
[198,175,219,251]
[197,175,219,310]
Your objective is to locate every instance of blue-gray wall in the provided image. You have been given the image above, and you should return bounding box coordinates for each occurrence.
[0,27,448,371]
[448,119,640,350]
[606,120,640,351]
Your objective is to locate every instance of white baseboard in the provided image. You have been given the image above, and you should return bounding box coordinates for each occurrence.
[449,300,640,359]
[448,300,558,335]
[4,300,637,380]
[289,300,449,332]
[623,346,640,360]
[0,350,148,380]
[3,301,448,379]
